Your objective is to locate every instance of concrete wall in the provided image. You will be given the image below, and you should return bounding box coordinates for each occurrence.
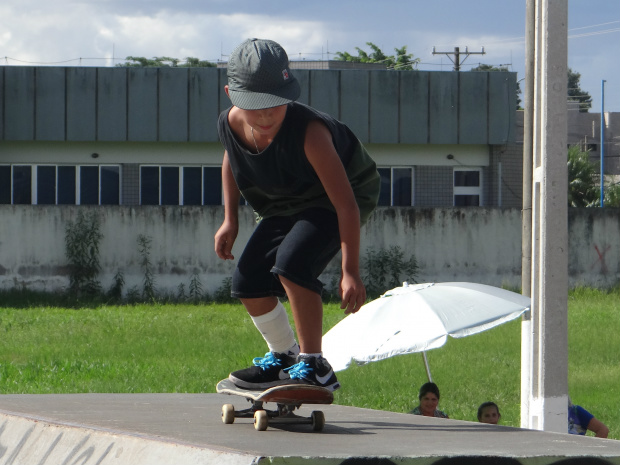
[0,206,618,296]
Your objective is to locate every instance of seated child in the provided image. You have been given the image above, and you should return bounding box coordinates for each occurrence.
[477,401,501,425]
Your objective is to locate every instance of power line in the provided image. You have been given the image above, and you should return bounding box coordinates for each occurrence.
[431,21,620,50]
[2,56,116,65]
[569,28,620,39]
[4,18,620,68]
[2,56,225,66]
[569,20,620,32]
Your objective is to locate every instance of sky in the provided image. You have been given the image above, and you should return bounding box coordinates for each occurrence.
[1,0,618,111]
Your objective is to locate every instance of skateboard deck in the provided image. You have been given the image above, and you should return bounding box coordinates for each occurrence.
[216,378,333,431]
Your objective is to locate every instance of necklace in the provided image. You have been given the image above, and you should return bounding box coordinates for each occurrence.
[250,127,260,153]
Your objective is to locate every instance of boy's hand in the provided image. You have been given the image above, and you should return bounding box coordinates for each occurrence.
[340,272,366,314]
[214,222,238,260]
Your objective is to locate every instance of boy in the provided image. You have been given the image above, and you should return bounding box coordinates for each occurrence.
[568,398,609,438]
[214,38,380,391]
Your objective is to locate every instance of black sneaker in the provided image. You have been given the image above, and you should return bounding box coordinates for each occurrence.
[284,355,341,392]
[229,351,297,390]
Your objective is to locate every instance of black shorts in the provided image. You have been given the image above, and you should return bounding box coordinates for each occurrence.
[231,208,341,298]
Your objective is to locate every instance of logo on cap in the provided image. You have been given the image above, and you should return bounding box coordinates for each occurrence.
[282,69,289,81]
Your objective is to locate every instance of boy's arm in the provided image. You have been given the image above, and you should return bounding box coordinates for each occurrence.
[214,151,240,260]
[304,120,365,314]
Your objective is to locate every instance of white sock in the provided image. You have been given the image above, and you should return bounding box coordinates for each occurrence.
[251,301,299,355]
[300,352,323,359]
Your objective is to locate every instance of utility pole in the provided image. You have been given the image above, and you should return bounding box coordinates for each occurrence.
[432,46,485,71]
[521,0,568,433]
[601,79,606,207]
[520,0,534,428]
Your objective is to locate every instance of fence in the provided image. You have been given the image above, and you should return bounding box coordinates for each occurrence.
[0,206,618,295]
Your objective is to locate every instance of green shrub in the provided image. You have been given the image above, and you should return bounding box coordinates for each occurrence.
[362,246,419,299]
[65,210,102,297]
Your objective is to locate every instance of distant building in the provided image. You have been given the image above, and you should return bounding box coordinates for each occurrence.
[512,109,620,176]
[0,66,517,208]
[567,109,620,174]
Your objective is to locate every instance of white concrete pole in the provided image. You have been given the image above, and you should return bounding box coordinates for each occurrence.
[520,0,535,428]
[521,0,569,432]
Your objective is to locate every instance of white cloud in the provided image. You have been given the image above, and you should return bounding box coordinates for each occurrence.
[0,30,12,50]
[101,12,331,64]
[210,14,334,61]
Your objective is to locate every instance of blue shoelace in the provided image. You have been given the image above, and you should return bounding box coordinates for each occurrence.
[252,352,282,371]
[285,361,312,380]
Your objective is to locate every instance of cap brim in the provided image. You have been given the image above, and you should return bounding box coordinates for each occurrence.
[228,79,300,110]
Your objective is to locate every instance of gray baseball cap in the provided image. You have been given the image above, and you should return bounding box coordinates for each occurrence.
[227,38,300,110]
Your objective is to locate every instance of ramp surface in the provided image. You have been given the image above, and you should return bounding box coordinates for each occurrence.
[1,394,619,465]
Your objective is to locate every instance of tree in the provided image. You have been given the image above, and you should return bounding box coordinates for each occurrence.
[567,68,592,112]
[567,144,598,207]
[603,181,620,207]
[116,56,216,67]
[334,42,420,70]
[392,46,418,71]
[470,64,522,108]
[567,145,620,207]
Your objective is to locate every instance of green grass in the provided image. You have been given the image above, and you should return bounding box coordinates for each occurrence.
[0,303,262,393]
[1,288,619,439]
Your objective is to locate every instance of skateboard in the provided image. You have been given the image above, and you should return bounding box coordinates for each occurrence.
[216,378,333,431]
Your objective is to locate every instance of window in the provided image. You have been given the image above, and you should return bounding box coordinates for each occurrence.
[203,167,222,205]
[454,168,482,206]
[58,166,76,204]
[80,166,100,205]
[161,167,180,205]
[101,166,120,205]
[183,167,202,206]
[140,165,223,206]
[0,166,10,204]
[0,164,119,205]
[377,167,414,206]
[140,166,160,205]
[37,165,56,204]
[13,165,32,204]
[79,165,120,205]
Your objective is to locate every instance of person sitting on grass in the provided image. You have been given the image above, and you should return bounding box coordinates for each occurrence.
[568,397,609,438]
[408,382,449,418]
[477,401,501,425]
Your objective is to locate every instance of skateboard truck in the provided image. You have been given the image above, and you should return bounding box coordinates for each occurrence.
[217,379,331,431]
[221,400,325,431]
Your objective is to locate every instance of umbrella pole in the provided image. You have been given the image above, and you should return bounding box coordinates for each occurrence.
[422,351,433,382]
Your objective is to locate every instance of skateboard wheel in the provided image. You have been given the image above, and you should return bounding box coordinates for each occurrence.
[222,404,235,424]
[311,410,325,431]
[254,410,268,431]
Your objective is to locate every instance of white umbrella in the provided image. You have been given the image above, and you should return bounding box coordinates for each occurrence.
[322,282,530,380]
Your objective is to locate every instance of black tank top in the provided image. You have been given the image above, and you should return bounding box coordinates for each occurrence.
[218,102,380,223]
